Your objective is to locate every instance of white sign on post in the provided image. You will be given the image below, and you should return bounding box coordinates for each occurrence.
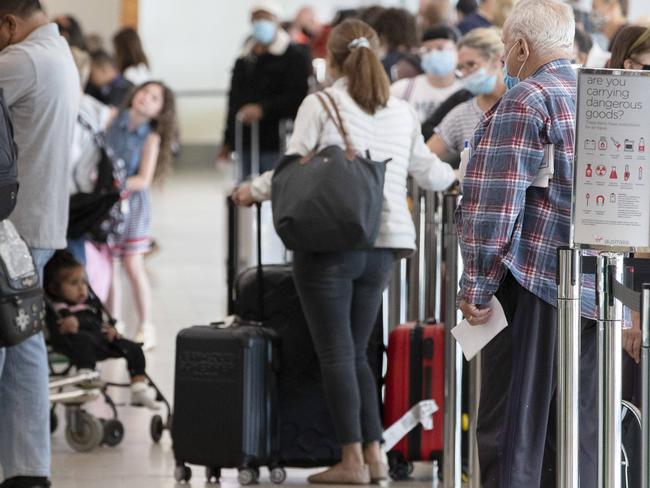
[573,68,650,251]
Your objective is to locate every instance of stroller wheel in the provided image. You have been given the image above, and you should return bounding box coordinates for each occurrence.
[150,414,164,443]
[102,418,125,447]
[65,411,103,452]
[50,408,58,434]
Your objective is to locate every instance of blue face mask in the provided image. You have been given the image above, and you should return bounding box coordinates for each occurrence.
[421,50,456,77]
[502,41,528,91]
[462,68,498,95]
[252,19,277,45]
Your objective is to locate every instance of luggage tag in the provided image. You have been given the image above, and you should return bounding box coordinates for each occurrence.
[531,144,554,188]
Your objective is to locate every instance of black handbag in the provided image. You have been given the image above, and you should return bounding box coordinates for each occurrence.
[271,91,387,253]
[0,220,46,347]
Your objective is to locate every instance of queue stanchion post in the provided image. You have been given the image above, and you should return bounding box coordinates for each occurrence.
[468,353,481,488]
[443,192,462,488]
[424,191,442,322]
[641,283,650,488]
[406,178,422,322]
[556,247,582,488]
[597,253,624,488]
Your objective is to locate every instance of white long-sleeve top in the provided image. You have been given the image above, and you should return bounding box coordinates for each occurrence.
[250,77,456,253]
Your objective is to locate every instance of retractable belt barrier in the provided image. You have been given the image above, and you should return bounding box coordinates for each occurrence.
[385,190,479,487]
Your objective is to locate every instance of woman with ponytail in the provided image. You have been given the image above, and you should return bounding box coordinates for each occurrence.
[233,19,455,484]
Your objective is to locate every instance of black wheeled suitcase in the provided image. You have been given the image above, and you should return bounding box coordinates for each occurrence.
[229,199,384,469]
[171,322,279,485]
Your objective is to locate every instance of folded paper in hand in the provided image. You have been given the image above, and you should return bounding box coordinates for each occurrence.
[452,296,508,361]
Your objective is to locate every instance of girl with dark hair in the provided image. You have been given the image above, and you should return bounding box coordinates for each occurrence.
[112,27,152,85]
[106,81,177,350]
[233,19,455,484]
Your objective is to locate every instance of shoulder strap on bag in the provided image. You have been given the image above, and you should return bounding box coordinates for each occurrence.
[403,77,417,102]
[77,114,107,149]
[315,91,357,160]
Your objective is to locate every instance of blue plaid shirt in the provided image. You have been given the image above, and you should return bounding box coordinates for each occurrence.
[457,59,596,318]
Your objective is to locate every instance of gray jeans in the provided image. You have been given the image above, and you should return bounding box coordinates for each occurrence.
[293,249,394,445]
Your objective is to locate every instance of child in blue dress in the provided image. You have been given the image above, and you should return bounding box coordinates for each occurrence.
[106,81,177,350]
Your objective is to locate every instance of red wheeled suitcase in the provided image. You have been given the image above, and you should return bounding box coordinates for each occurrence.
[383,321,445,480]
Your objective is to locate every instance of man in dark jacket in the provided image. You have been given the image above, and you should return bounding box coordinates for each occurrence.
[218,0,310,179]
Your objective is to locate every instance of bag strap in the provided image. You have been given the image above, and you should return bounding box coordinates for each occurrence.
[403,78,416,102]
[315,91,356,160]
[77,114,107,149]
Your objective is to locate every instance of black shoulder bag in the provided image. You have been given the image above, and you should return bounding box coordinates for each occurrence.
[271,91,387,253]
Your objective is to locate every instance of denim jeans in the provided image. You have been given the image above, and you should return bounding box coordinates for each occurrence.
[293,249,394,444]
[0,248,54,480]
[67,236,87,266]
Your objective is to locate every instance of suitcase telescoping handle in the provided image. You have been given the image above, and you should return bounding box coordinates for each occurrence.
[235,118,260,181]
[226,197,265,323]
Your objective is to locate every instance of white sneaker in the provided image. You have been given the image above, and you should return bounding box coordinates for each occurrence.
[134,327,145,345]
[141,322,156,351]
[130,381,159,410]
[114,320,126,336]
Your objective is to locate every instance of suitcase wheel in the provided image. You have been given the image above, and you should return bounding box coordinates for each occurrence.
[206,467,221,484]
[174,464,192,483]
[238,467,259,485]
[270,467,287,484]
[387,452,411,481]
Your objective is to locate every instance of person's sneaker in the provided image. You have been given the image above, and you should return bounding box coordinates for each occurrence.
[130,381,159,410]
[134,327,145,345]
[0,476,52,488]
[114,320,126,336]
[141,322,156,351]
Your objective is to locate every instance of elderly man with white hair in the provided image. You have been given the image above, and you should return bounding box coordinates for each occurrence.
[457,0,597,486]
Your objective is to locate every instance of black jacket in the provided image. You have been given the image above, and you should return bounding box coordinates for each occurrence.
[224,40,310,154]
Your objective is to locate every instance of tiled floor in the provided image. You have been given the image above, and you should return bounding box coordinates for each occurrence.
[49,167,443,488]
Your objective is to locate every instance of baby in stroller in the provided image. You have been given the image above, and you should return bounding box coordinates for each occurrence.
[44,251,158,409]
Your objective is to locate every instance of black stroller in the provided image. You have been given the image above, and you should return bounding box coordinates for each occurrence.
[46,285,172,453]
